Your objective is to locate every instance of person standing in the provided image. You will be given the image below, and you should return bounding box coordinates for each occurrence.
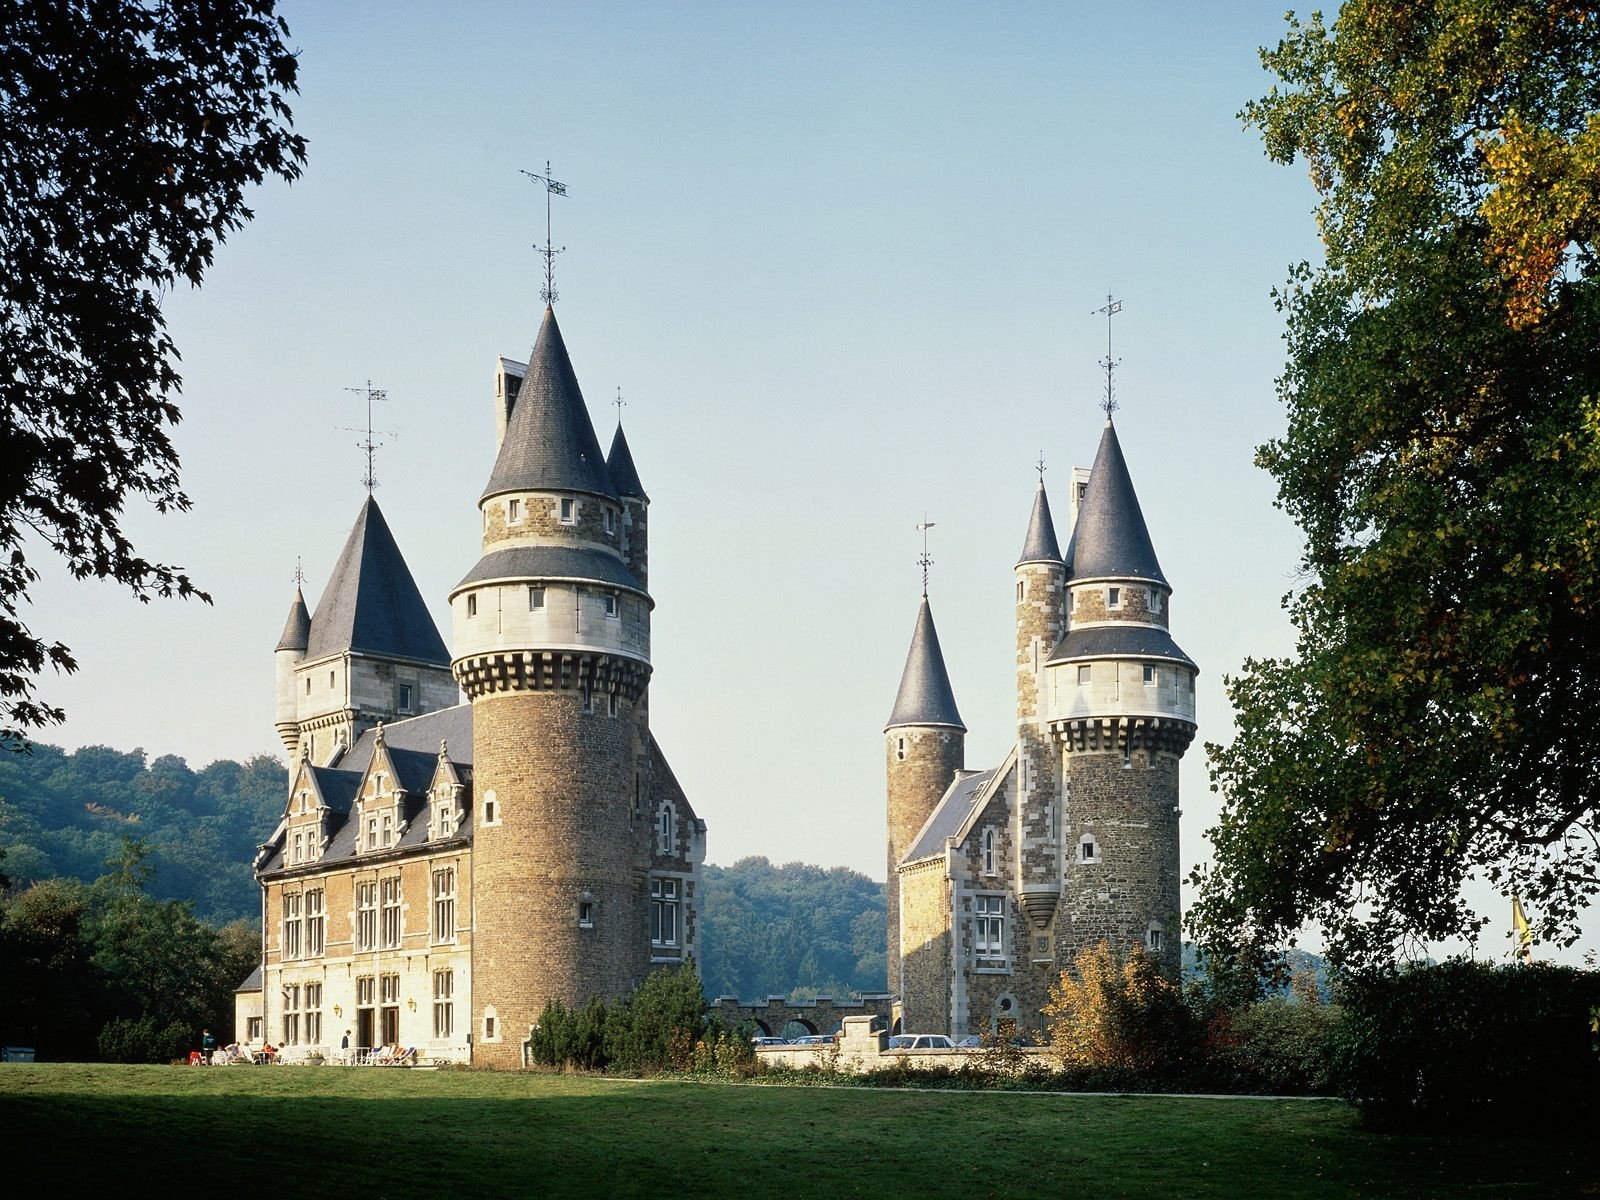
[340,1030,351,1065]
[201,1028,217,1064]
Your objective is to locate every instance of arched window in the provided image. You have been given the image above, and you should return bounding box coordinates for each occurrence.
[982,827,997,875]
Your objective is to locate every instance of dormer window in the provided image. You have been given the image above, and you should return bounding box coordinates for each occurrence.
[507,497,522,523]
[366,816,379,851]
[1107,586,1122,609]
[380,811,394,848]
[559,497,575,524]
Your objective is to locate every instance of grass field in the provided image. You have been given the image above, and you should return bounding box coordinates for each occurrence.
[0,1064,1593,1199]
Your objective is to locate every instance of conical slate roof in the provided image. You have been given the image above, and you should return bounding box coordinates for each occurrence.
[885,595,966,731]
[1017,482,1063,566]
[276,587,311,652]
[481,307,617,503]
[606,422,647,500]
[1064,419,1168,586]
[304,497,450,665]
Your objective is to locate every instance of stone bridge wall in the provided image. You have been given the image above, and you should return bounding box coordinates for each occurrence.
[711,993,897,1037]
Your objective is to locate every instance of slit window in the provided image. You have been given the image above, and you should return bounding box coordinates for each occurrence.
[559,498,575,524]
[466,594,477,618]
[507,498,521,523]
[1107,587,1121,609]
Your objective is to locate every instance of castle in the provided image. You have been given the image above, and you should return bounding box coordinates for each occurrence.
[242,302,705,1067]
[886,416,1197,1038]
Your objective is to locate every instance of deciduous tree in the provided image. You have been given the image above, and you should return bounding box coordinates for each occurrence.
[1193,2,1600,974]
[0,0,306,750]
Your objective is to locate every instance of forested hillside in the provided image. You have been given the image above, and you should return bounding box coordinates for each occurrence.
[0,745,287,926]
[0,745,891,998]
[697,857,886,1000]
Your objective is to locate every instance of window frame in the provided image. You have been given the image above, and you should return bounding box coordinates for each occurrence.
[650,876,680,948]
[973,893,1006,962]
[431,866,456,943]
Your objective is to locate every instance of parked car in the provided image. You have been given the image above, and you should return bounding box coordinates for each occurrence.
[886,1034,955,1050]
[751,1036,786,1047]
[956,1031,1038,1049]
[790,1034,835,1045]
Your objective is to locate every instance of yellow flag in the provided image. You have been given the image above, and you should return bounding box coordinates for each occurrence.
[1511,894,1533,963]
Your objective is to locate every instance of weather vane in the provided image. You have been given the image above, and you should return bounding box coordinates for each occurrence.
[1092,292,1123,418]
[1036,451,1047,484]
[341,380,394,493]
[292,557,305,588]
[520,161,568,306]
[916,516,937,597]
[615,385,626,423]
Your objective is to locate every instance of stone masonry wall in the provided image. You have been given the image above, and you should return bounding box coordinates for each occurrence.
[1059,748,1182,979]
[470,687,643,1067]
[885,726,963,994]
[897,858,953,1034]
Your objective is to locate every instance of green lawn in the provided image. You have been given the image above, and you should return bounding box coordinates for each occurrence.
[0,1064,1593,1199]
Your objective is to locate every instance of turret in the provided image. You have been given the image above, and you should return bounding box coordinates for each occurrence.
[1014,482,1067,935]
[274,586,310,759]
[289,497,455,766]
[607,421,648,589]
[885,593,965,996]
[1044,418,1195,978]
[454,305,652,1066]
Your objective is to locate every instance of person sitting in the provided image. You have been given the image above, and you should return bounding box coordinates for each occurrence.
[258,1041,278,1064]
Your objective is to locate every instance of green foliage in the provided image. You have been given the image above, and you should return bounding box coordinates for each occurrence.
[94,1015,190,1065]
[0,838,259,1059]
[527,997,609,1072]
[1330,958,1600,1131]
[687,1023,764,1080]
[0,743,287,925]
[697,856,885,1000]
[0,0,307,748]
[1208,993,1343,1095]
[604,962,708,1075]
[1195,1,1600,971]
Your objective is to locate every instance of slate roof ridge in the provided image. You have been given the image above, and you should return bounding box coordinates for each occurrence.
[481,306,617,502]
[1063,418,1168,587]
[303,496,450,665]
[885,594,966,731]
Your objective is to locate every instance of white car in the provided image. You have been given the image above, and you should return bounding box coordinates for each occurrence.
[886,1034,955,1050]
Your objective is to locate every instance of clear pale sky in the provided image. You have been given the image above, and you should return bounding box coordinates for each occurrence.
[24,2,1595,963]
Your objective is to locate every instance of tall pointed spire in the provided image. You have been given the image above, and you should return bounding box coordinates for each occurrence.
[1017,481,1064,566]
[885,596,966,731]
[1063,419,1167,586]
[606,421,646,500]
[305,497,449,664]
[482,307,616,502]
[276,586,311,652]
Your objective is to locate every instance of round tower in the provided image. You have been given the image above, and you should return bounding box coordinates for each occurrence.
[453,306,652,1067]
[1014,482,1067,935]
[1043,419,1195,979]
[884,593,965,996]
[274,586,310,759]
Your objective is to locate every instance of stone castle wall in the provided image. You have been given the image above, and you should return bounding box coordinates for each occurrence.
[885,727,963,994]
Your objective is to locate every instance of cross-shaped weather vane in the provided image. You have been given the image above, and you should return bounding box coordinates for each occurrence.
[520,162,568,306]
[615,385,626,423]
[1092,293,1123,417]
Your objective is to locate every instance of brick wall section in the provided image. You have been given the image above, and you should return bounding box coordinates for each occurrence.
[1060,748,1182,979]
[470,688,643,1067]
[1070,582,1171,626]
[885,726,963,993]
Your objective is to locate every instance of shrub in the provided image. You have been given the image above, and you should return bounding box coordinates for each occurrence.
[1330,958,1600,1132]
[1211,994,1342,1093]
[1043,941,1199,1073]
[689,1024,764,1079]
[604,962,708,1075]
[96,1016,189,1064]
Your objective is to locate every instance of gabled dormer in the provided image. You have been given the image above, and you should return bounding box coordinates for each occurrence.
[354,728,407,854]
[283,759,332,868]
[426,740,470,842]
